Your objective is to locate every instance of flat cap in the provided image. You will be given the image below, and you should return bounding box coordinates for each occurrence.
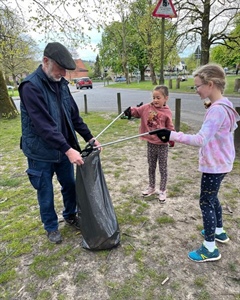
[44,42,76,70]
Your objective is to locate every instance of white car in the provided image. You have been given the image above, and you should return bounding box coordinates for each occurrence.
[7,85,14,90]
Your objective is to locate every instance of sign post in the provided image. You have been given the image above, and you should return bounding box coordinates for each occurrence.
[152,0,177,84]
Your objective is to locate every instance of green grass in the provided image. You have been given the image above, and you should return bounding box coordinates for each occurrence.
[111,75,240,96]
[0,113,240,299]
[8,89,18,97]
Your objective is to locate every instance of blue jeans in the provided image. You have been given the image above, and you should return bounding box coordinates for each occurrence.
[27,155,76,232]
[200,173,226,242]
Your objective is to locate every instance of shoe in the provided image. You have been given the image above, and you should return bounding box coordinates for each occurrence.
[188,244,221,263]
[141,187,156,197]
[47,230,62,244]
[64,214,81,230]
[159,190,166,203]
[201,229,230,243]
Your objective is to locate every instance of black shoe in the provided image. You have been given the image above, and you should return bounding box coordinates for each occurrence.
[47,230,62,244]
[64,214,81,230]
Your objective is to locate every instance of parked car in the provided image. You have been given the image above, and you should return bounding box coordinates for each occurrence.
[7,85,14,90]
[76,77,93,89]
[115,76,126,82]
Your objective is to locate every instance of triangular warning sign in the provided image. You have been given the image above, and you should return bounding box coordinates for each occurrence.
[152,0,177,18]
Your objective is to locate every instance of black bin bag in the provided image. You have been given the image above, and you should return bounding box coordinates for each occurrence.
[76,150,120,250]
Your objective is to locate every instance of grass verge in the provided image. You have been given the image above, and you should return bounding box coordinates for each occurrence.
[0,114,240,300]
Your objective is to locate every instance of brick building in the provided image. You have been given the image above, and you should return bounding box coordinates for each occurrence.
[65,59,89,81]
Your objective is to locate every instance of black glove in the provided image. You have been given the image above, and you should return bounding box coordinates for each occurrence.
[149,128,171,142]
[124,107,132,119]
[137,102,143,107]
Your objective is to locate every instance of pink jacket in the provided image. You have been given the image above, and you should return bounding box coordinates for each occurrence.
[131,103,175,145]
[170,98,240,173]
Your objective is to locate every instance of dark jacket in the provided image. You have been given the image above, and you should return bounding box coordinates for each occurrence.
[19,65,93,162]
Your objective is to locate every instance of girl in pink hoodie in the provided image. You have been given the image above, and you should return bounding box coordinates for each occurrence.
[124,85,175,203]
[156,64,240,263]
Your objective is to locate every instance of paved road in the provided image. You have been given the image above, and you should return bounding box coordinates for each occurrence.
[70,82,239,131]
[14,81,239,131]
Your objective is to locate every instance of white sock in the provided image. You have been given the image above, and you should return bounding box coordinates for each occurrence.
[215,227,224,235]
[203,240,216,252]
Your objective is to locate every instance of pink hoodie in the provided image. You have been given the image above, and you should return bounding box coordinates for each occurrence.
[170,98,240,173]
[131,103,175,145]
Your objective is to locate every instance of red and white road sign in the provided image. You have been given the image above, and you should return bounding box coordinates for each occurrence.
[152,0,177,18]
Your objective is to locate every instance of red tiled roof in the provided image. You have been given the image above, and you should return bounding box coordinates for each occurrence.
[65,59,88,80]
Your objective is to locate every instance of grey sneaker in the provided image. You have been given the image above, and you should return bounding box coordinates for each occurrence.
[47,230,62,244]
[64,214,81,230]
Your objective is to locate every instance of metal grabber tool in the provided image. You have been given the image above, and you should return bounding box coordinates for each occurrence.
[81,124,162,157]
[80,111,125,157]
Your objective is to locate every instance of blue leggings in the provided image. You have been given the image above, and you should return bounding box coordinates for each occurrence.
[200,173,226,242]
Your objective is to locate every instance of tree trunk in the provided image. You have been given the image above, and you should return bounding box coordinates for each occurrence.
[140,69,145,81]
[0,69,19,119]
[149,63,157,85]
[201,1,211,65]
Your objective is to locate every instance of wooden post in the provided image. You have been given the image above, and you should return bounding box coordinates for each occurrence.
[84,94,88,114]
[234,79,240,92]
[176,78,181,89]
[175,98,181,132]
[117,93,122,115]
[234,107,240,157]
[169,79,172,89]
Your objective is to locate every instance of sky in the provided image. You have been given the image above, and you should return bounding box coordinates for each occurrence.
[32,29,102,62]
[9,0,195,62]
[9,0,102,61]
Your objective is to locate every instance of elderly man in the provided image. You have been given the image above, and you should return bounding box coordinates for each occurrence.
[19,42,100,244]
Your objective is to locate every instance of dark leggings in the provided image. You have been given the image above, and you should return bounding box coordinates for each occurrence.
[200,173,226,242]
[147,142,168,191]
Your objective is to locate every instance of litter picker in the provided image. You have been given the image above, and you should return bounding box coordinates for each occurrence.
[81,128,161,157]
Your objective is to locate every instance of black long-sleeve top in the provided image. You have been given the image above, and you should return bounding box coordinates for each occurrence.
[20,79,93,155]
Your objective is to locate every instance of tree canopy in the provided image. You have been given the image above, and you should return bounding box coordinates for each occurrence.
[173,0,240,64]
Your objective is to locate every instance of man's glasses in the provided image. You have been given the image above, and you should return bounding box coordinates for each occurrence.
[194,84,205,90]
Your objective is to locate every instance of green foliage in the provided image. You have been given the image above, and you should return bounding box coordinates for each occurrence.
[99,0,179,83]
[93,54,102,78]
[210,13,240,68]
[0,7,38,83]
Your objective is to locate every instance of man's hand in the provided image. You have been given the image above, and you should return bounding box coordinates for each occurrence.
[88,138,102,152]
[124,107,131,119]
[65,148,84,165]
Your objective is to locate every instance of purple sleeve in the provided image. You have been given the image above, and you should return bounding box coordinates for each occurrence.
[170,107,225,146]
